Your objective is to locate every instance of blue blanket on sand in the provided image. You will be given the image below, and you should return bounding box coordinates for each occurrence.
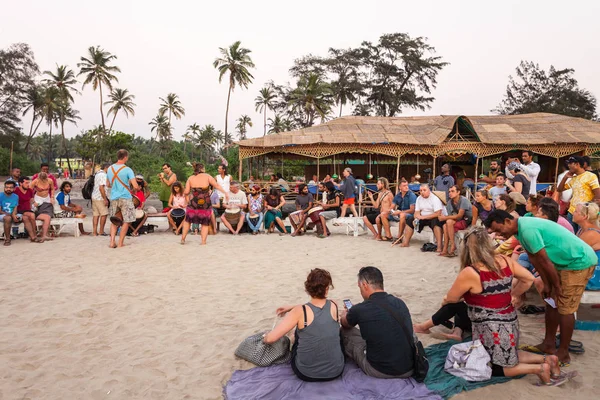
[224,360,440,399]
[424,340,520,399]
[224,340,519,399]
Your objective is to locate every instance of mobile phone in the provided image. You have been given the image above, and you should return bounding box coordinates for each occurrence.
[544,298,557,309]
[343,299,353,310]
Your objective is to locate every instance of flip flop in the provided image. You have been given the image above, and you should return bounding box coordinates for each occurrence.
[536,375,568,387]
[520,305,546,314]
[556,334,585,354]
[444,252,458,258]
[559,361,571,368]
[518,344,545,355]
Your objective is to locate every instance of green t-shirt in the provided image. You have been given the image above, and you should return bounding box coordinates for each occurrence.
[516,217,597,271]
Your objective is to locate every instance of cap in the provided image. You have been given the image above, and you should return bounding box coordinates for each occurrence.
[135,174,144,179]
[566,155,584,165]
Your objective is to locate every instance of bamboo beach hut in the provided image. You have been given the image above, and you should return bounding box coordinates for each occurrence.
[237,113,600,188]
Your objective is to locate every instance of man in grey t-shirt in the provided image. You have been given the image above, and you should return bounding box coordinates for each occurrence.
[439,185,472,256]
[434,164,455,197]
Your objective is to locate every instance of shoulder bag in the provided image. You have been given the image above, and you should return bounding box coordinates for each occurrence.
[369,296,429,382]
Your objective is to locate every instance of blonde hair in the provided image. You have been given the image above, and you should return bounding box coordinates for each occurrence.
[378,177,389,190]
[459,226,505,275]
[577,202,600,226]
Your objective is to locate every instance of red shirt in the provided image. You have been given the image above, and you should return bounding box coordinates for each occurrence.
[135,190,145,209]
[14,187,34,213]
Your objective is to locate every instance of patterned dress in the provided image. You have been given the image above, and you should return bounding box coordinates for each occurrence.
[463,259,519,368]
[185,187,212,226]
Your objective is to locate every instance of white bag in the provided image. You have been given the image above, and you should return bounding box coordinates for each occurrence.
[444,340,492,381]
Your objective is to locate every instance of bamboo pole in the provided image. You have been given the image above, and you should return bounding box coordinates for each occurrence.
[474,155,479,189]
[395,155,401,194]
[317,157,320,181]
[432,155,437,180]
[554,157,560,184]
[238,153,243,181]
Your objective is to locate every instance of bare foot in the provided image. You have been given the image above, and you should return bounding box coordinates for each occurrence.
[200,241,207,245]
[116,243,128,248]
[533,342,557,355]
[537,363,552,385]
[400,243,410,247]
[555,348,571,365]
[439,329,462,341]
[374,235,381,240]
[109,242,116,248]
[438,252,448,256]
[545,354,561,378]
[413,324,431,334]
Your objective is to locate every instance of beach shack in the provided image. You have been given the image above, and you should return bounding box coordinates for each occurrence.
[237,113,600,192]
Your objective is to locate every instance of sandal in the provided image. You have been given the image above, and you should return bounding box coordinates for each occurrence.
[556,334,585,354]
[520,305,545,315]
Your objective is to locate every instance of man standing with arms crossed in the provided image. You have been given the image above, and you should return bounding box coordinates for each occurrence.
[107,150,139,248]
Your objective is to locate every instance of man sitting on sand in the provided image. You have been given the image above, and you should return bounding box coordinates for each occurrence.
[406,184,444,250]
[439,185,473,257]
[221,181,247,235]
[54,181,89,235]
[363,178,394,241]
[389,179,416,244]
[341,266,415,379]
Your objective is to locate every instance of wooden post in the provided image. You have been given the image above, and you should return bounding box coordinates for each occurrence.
[238,153,243,181]
[474,155,479,188]
[317,157,320,180]
[432,155,437,180]
[395,155,401,194]
[554,157,560,184]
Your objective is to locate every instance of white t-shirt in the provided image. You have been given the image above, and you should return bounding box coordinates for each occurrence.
[225,190,248,214]
[215,174,231,198]
[92,170,108,201]
[415,194,444,217]
[557,171,573,202]
[507,162,540,195]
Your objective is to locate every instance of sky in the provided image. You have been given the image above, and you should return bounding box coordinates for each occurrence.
[2,0,599,142]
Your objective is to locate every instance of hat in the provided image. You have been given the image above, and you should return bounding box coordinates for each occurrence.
[507,161,520,171]
[135,174,144,179]
[432,190,447,205]
[509,192,527,205]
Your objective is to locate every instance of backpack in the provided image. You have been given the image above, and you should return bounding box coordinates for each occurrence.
[82,173,96,200]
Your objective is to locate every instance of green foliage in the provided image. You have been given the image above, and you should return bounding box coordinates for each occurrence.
[0,147,39,175]
[494,61,597,119]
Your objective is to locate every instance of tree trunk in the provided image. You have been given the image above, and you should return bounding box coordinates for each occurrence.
[339,102,343,118]
[183,138,187,153]
[48,123,53,163]
[25,117,43,153]
[263,107,267,136]
[60,120,73,177]
[225,84,232,137]
[108,110,118,132]
[99,82,106,136]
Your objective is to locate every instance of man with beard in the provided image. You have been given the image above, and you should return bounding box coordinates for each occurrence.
[481,160,501,184]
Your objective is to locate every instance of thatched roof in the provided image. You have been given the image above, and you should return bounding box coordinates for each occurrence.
[238,113,600,148]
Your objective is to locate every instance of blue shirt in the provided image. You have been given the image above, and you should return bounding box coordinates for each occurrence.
[107,163,135,201]
[0,192,19,214]
[56,191,71,206]
[392,190,417,212]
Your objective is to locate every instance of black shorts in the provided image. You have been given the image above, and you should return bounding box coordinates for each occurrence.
[365,211,380,224]
[417,218,442,232]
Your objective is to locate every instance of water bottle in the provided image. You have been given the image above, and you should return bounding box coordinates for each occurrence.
[12,226,19,238]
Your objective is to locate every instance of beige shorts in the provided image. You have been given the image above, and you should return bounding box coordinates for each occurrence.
[557,267,595,315]
[110,198,136,223]
[92,200,109,217]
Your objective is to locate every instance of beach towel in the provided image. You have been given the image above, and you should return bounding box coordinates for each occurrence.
[424,340,521,399]
[224,360,441,400]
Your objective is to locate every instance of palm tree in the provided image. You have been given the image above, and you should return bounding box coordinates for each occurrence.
[43,64,79,102]
[255,87,276,136]
[105,88,136,132]
[267,114,293,134]
[22,84,46,152]
[149,114,171,143]
[159,93,185,126]
[57,101,81,174]
[288,73,334,127]
[213,41,255,138]
[41,86,61,162]
[27,137,45,162]
[77,46,121,135]
[194,125,218,163]
[236,115,252,140]
[185,123,201,155]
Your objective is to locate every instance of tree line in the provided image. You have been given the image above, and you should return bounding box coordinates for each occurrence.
[0,33,597,181]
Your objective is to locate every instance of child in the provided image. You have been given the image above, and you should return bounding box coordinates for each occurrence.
[167,181,187,235]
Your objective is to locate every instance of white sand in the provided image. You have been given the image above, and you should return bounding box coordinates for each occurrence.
[1,220,598,399]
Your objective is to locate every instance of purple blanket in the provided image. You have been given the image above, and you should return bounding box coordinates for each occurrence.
[224,361,441,399]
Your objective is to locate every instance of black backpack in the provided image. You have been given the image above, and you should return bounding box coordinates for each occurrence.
[82,173,95,200]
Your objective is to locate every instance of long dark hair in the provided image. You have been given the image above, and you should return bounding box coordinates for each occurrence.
[171,181,183,195]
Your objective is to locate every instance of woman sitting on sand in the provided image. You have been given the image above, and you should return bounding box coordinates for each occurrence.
[180,163,228,245]
[246,185,264,235]
[263,187,287,234]
[472,189,494,224]
[167,181,187,235]
[440,226,566,386]
[263,268,344,382]
[495,194,519,219]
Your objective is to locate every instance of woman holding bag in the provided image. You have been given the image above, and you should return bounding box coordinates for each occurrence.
[263,269,344,382]
[442,226,566,386]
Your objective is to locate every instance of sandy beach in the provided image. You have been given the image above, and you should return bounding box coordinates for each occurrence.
[1,214,599,399]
